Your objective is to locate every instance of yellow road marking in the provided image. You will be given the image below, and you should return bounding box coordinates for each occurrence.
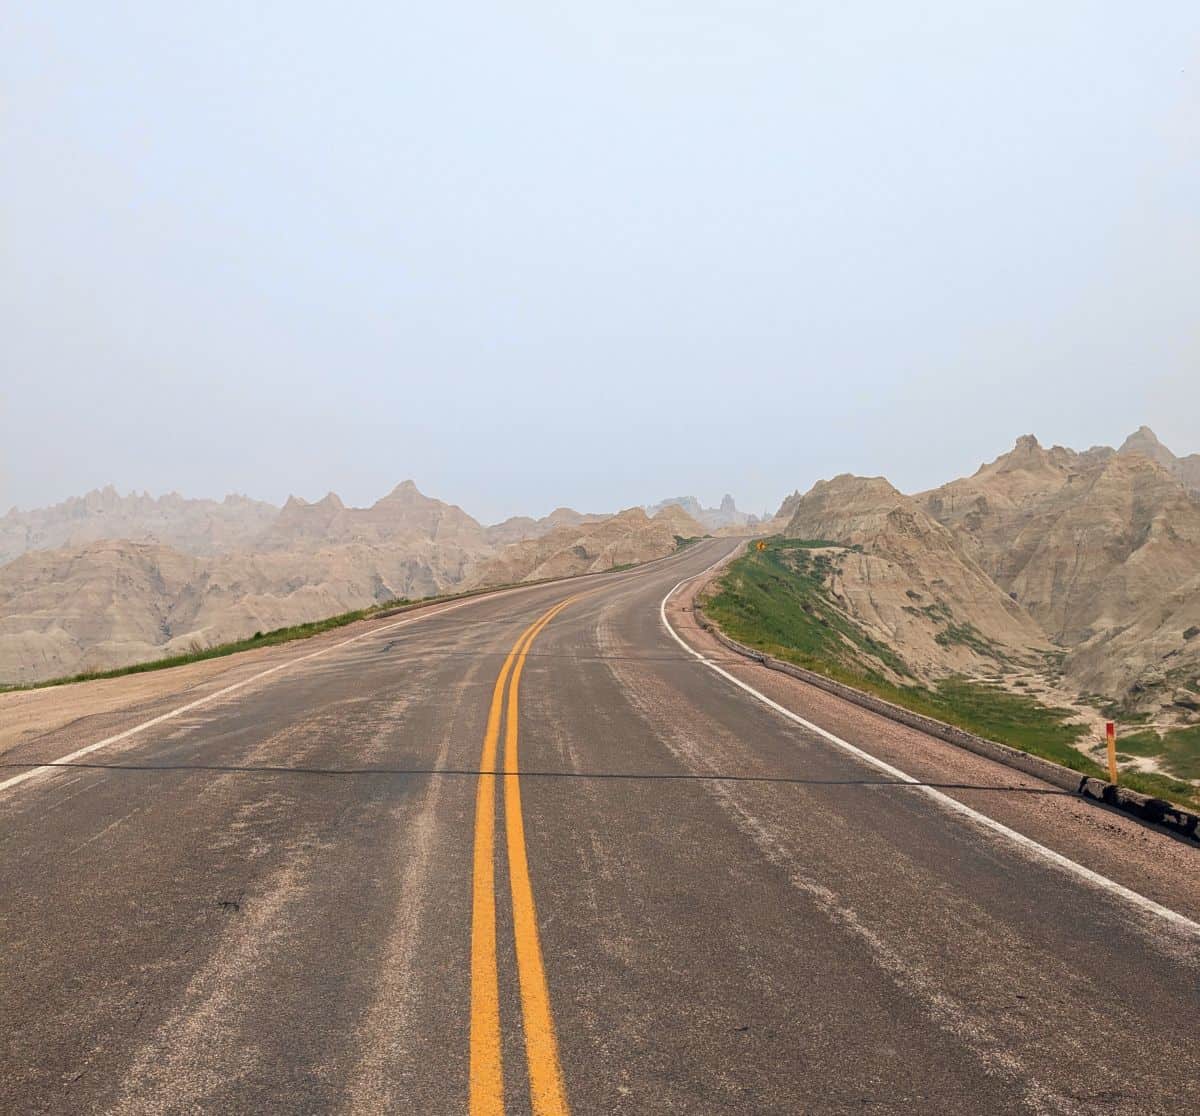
[504,600,574,1115]
[469,633,517,1116]
[469,596,578,1116]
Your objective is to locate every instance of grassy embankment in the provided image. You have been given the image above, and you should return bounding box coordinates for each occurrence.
[704,538,1199,810]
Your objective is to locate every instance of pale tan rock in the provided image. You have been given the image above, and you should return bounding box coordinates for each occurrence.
[484,507,606,546]
[916,432,1200,716]
[0,485,698,683]
[782,475,1049,682]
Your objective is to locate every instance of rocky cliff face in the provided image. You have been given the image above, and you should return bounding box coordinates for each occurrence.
[0,480,501,682]
[915,431,1200,715]
[0,531,477,684]
[1119,426,1200,494]
[758,428,1199,722]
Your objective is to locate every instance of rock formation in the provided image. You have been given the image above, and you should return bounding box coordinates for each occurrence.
[770,428,1200,720]
[0,483,700,683]
[646,494,754,531]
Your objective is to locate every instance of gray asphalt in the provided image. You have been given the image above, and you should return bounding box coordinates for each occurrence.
[2,538,1198,1115]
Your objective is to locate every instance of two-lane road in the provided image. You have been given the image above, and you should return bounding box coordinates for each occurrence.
[2,538,1198,1114]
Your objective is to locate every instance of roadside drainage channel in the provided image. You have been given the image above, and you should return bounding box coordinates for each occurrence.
[690,602,1200,847]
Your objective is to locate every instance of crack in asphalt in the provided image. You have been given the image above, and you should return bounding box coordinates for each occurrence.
[0,760,1070,793]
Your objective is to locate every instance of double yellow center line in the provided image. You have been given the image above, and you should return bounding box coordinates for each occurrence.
[470,595,579,1115]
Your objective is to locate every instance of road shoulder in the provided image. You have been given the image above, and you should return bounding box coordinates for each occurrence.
[665,570,1200,926]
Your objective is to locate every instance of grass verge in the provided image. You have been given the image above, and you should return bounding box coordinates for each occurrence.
[1115,726,1200,783]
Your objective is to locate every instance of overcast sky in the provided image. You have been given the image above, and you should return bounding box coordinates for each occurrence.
[4,2,1197,522]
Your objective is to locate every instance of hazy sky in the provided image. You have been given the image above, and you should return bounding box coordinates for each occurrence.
[4,3,1198,522]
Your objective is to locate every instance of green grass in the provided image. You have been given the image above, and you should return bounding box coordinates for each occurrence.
[767,537,846,550]
[1120,770,1200,808]
[673,535,704,551]
[703,537,1200,810]
[707,539,912,681]
[923,678,1090,769]
[1115,726,1200,782]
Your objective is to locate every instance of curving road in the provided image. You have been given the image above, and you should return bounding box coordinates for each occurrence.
[2,537,1198,1114]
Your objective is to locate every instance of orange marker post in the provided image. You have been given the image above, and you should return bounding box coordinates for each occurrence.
[1106,721,1118,784]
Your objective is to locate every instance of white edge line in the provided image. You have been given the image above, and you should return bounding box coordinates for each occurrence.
[659,566,1200,937]
[0,584,540,795]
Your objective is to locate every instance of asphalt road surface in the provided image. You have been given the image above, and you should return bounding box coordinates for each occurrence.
[2,538,1198,1115]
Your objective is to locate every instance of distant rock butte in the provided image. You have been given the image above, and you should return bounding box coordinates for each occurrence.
[1118,425,1200,493]
[646,494,756,532]
[0,485,278,565]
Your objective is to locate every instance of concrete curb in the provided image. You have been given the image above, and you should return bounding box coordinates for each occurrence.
[691,601,1200,846]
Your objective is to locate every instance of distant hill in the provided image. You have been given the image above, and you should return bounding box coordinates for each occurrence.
[264,480,487,550]
[0,486,277,564]
[484,507,607,546]
[1118,426,1200,494]
[646,494,755,532]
